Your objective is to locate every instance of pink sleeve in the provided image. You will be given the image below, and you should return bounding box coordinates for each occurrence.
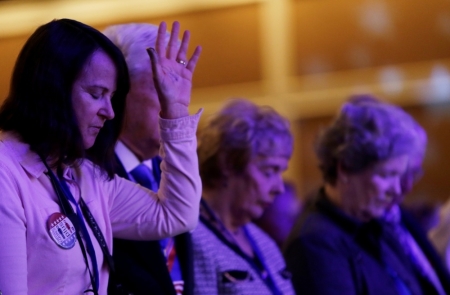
[109,110,202,240]
[0,162,28,295]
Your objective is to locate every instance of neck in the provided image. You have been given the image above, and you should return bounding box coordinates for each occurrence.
[202,189,245,233]
[324,183,341,207]
[325,182,369,222]
[202,189,255,258]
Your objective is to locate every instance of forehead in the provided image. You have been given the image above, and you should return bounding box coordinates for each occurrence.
[352,154,409,179]
[251,153,289,169]
[372,155,409,172]
[254,136,293,159]
[78,50,117,80]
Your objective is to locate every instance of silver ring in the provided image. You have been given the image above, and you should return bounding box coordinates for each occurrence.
[177,59,187,66]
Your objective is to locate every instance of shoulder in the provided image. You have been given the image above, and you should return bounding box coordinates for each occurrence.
[284,204,358,261]
[191,219,220,249]
[294,207,347,242]
[0,132,28,165]
[0,132,38,189]
[247,223,289,272]
[246,223,281,253]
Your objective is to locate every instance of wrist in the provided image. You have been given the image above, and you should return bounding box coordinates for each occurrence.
[160,102,189,119]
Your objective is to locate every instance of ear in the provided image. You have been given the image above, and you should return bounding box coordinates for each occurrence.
[337,162,349,184]
[218,153,232,177]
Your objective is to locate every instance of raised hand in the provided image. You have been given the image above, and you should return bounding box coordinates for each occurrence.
[147,21,202,119]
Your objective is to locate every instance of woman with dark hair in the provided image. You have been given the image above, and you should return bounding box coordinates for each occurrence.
[284,95,450,295]
[0,19,202,295]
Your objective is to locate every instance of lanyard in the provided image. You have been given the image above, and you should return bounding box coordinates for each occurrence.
[41,157,119,295]
[58,172,100,294]
[42,159,100,294]
[200,200,282,295]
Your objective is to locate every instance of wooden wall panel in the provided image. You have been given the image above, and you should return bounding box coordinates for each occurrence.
[0,36,27,101]
[292,0,450,75]
[0,4,263,101]
[100,3,263,89]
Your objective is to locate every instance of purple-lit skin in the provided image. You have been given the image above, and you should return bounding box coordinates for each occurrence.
[332,155,408,221]
[72,50,117,149]
[398,120,426,203]
[120,68,161,160]
[254,182,301,247]
[230,154,288,225]
[400,154,424,198]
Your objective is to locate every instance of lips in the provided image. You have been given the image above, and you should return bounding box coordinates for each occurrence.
[260,201,272,209]
[90,126,103,131]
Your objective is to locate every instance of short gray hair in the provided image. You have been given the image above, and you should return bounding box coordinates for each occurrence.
[103,23,171,76]
[198,98,293,189]
[315,94,424,185]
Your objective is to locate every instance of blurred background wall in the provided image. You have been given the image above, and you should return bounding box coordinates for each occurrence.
[1,0,450,209]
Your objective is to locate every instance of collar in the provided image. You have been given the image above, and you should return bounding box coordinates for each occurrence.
[0,131,47,178]
[0,131,77,181]
[115,140,141,173]
[315,187,384,235]
[115,140,154,173]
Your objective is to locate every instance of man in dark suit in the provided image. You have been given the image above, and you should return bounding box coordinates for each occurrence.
[104,23,193,295]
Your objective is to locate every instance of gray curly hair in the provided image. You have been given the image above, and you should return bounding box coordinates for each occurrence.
[315,94,426,185]
[198,98,293,189]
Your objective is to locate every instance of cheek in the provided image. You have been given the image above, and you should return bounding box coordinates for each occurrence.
[237,180,261,208]
[249,176,267,196]
[355,181,378,206]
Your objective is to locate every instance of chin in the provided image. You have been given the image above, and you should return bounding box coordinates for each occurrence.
[250,210,264,221]
[84,140,96,149]
[370,209,387,219]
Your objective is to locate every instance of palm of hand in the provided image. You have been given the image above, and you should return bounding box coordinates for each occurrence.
[156,60,193,109]
[148,21,202,118]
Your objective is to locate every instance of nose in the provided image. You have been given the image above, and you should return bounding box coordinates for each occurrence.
[400,173,413,196]
[99,98,115,120]
[391,176,403,199]
[273,174,285,196]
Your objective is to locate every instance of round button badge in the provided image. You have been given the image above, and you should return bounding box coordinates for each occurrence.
[47,212,76,249]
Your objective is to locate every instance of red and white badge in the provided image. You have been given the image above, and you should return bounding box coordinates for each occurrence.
[47,212,76,249]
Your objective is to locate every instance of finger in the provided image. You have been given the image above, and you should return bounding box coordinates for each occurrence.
[176,30,190,64]
[186,45,202,72]
[167,21,180,59]
[146,48,163,98]
[155,21,167,55]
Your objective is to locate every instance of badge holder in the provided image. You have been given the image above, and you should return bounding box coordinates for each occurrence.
[42,159,99,294]
[41,157,129,295]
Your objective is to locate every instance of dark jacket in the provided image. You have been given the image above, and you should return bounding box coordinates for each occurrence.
[283,187,450,295]
[108,155,194,295]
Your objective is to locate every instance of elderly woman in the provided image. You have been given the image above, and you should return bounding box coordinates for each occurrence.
[0,19,202,295]
[284,95,450,295]
[192,99,295,295]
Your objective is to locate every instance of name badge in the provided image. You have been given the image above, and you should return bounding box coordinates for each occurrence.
[47,212,76,249]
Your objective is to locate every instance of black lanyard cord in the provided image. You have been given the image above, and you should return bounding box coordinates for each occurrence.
[41,158,100,294]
